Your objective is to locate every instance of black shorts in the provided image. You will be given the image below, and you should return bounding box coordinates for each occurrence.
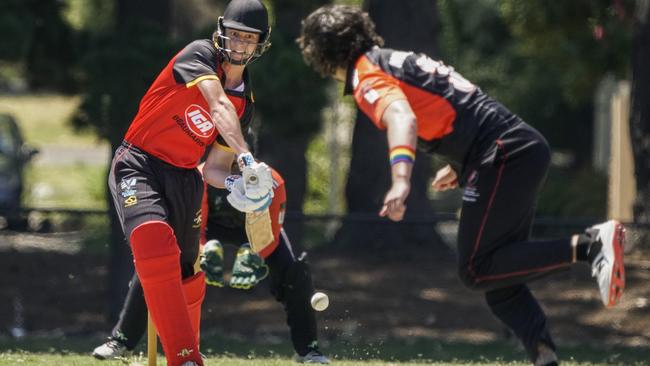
[108,141,203,277]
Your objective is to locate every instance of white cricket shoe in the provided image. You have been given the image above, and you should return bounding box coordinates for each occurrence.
[295,350,331,364]
[92,339,128,360]
[588,220,625,307]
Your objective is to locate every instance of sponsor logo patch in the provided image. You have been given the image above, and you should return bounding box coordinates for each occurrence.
[119,177,137,198]
[184,104,215,138]
[119,177,139,207]
[124,195,138,208]
[177,348,193,358]
[192,209,202,229]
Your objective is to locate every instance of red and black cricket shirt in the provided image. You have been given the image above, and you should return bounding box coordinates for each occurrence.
[124,39,254,169]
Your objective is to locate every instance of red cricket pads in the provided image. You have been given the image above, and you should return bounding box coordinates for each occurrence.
[183,271,206,345]
[130,221,203,366]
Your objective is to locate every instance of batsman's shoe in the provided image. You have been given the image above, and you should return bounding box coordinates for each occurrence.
[200,240,225,287]
[92,339,129,360]
[229,243,269,289]
[587,220,625,308]
[295,349,331,364]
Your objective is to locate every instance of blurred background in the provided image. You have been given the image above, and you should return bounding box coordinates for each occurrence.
[0,0,649,363]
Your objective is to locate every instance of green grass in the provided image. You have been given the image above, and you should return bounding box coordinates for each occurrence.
[0,94,104,147]
[24,163,108,210]
[1,334,648,366]
[0,94,110,211]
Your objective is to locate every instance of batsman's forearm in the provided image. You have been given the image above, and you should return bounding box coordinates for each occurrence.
[198,79,250,155]
[210,102,249,155]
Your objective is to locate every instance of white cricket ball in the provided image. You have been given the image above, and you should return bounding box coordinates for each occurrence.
[310,292,329,311]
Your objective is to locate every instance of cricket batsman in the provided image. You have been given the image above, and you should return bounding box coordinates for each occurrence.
[106,0,274,365]
[297,5,625,366]
[94,165,329,364]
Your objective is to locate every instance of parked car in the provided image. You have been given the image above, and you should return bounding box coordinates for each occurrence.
[0,113,38,229]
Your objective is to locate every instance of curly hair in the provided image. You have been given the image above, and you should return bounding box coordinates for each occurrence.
[297,5,384,77]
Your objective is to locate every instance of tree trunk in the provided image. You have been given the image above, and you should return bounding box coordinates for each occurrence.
[630,0,650,239]
[106,0,172,323]
[334,0,446,250]
[255,0,329,248]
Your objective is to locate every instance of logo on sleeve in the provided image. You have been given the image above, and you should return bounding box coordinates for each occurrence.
[185,104,215,138]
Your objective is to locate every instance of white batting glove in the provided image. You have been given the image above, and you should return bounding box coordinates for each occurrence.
[225,175,273,213]
[236,153,274,200]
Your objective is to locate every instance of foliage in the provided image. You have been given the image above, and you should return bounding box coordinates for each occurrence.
[71,18,177,146]
[439,0,632,163]
[537,166,608,217]
[0,0,77,92]
[251,0,330,141]
[0,95,98,146]
[23,163,107,209]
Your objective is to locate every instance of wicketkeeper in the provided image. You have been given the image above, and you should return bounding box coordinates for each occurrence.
[200,167,330,364]
[298,6,625,366]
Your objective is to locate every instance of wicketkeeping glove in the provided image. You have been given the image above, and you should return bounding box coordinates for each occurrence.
[229,243,269,290]
[225,175,273,213]
[199,239,225,287]
[236,152,274,201]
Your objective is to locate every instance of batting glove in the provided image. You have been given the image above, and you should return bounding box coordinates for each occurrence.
[200,239,225,287]
[236,153,274,201]
[229,243,269,290]
[225,175,273,213]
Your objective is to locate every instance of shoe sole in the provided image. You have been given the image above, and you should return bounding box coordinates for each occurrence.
[605,220,626,308]
[91,353,106,360]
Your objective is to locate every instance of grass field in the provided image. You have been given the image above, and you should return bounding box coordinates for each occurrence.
[0,94,102,147]
[1,335,648,366]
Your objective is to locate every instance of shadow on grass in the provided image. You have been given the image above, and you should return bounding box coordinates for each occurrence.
[1,333,649,365]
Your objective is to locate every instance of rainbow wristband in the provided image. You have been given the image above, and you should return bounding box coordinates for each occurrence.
[389,145,416,165]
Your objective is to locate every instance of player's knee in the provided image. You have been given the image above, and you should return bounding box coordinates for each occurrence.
[130,221,180,280]
[271,258,314,304]
[457,264,481,291]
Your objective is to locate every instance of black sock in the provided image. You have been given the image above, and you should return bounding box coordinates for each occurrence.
[575,233,592,262]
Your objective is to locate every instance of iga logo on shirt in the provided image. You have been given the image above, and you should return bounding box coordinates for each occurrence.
[184,104,215,138]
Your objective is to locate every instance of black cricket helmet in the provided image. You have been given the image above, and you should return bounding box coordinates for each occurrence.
[213,0,272,65]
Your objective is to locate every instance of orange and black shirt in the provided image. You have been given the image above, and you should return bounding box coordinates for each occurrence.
[124,39,254,169]
[345,47,502,178]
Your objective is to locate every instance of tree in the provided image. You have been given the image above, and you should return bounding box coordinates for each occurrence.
[252,0,330,245]
[333,0,447,250]
[0,0,76,92]
[630,0,650,229]
[437,0,638,217]
[72,0,175,323]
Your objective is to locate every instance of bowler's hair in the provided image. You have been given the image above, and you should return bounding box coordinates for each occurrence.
[297,5,384,76]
